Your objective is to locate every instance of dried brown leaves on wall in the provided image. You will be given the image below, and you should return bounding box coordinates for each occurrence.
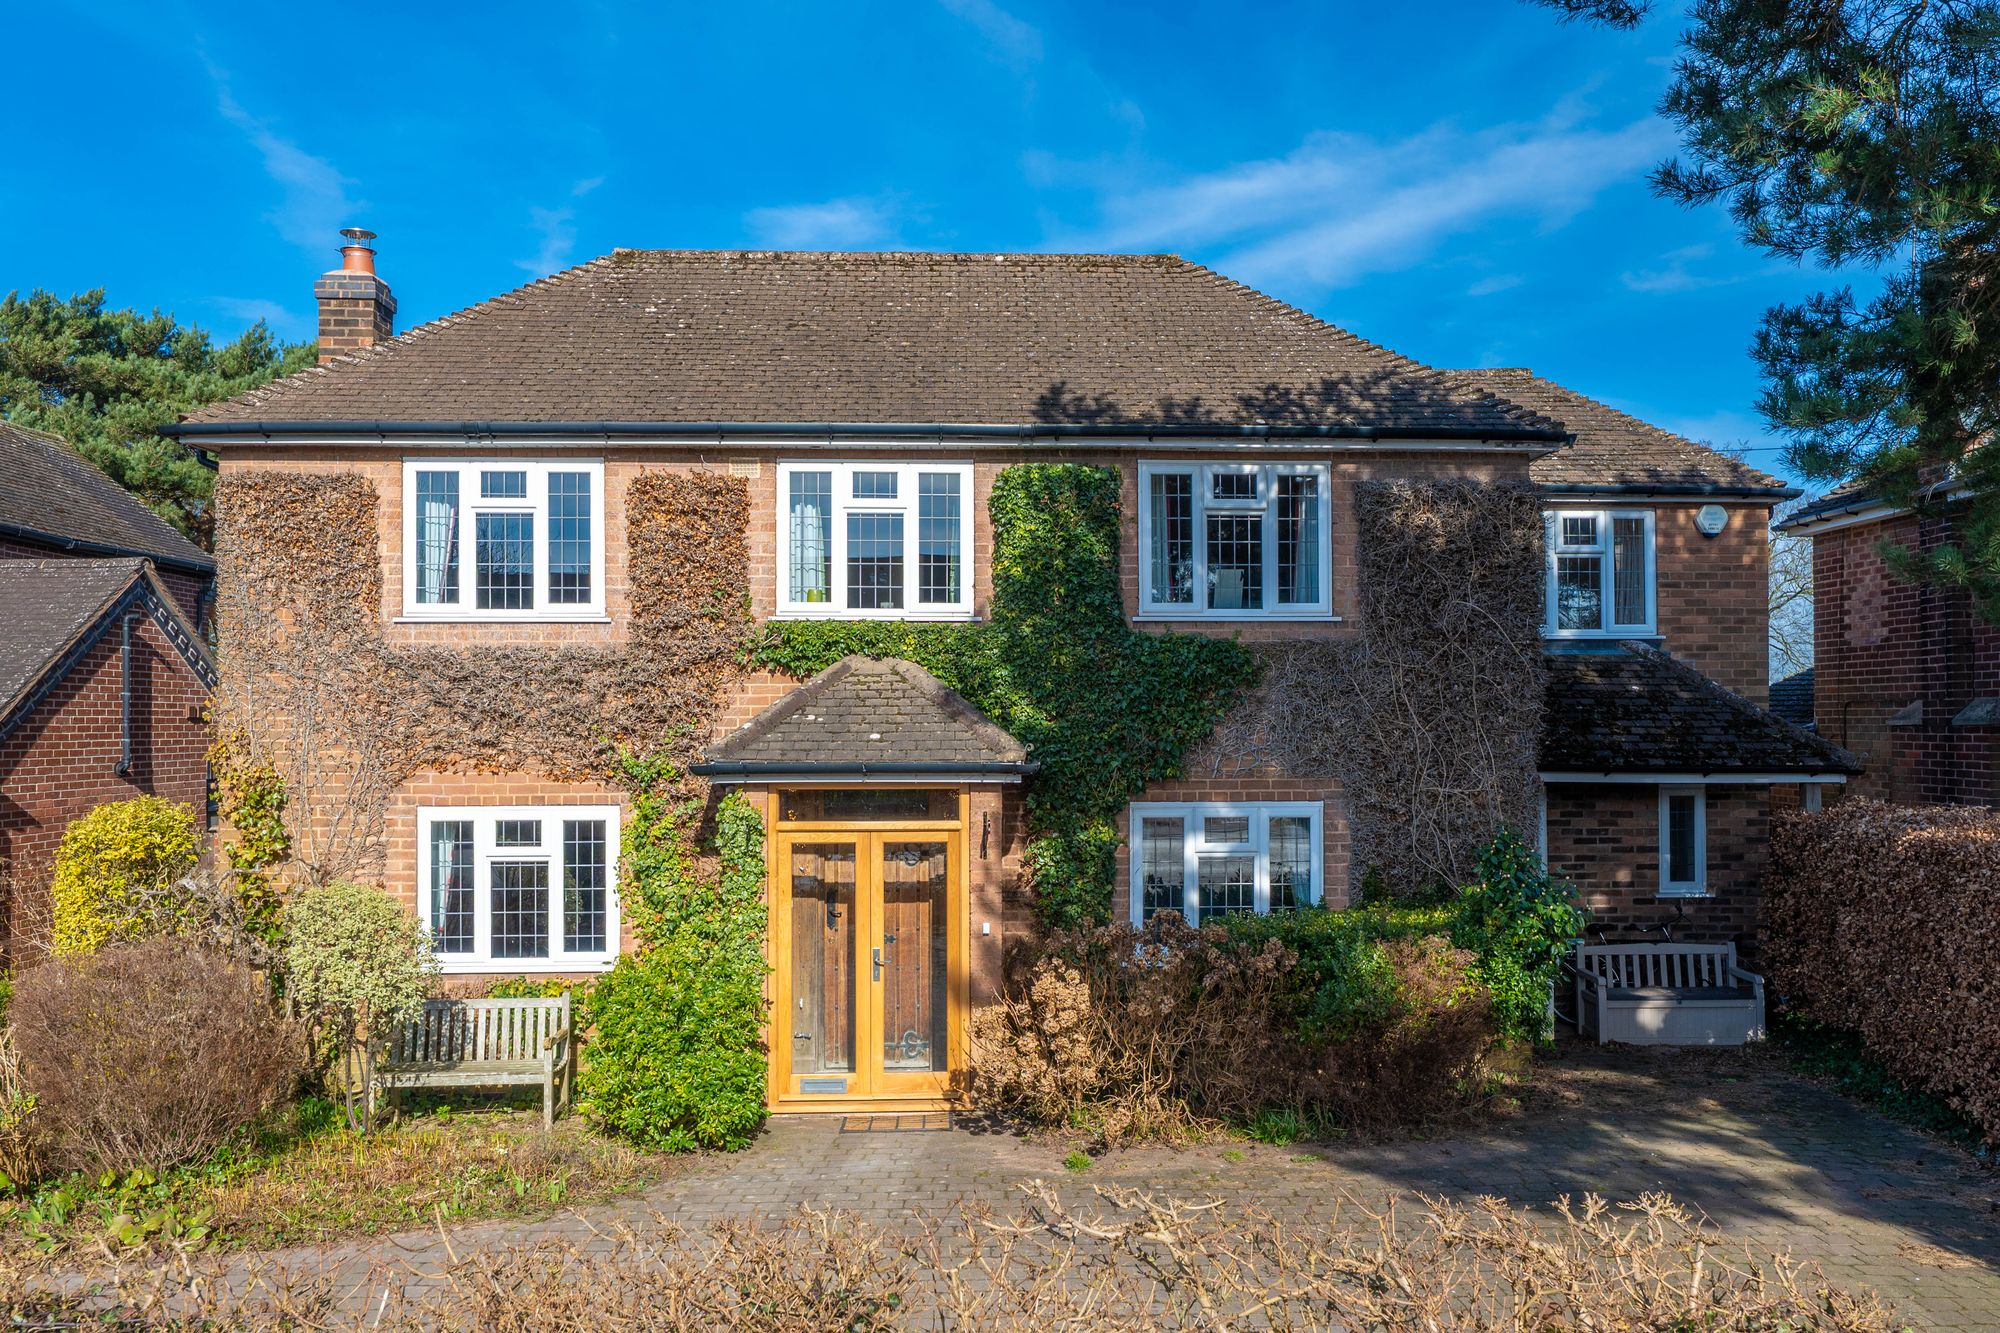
[211,471,748,884]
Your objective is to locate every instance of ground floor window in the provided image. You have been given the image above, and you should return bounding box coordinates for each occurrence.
[417,805,621,971]
[1128,801,1321,925]
[1657,786,1707,896]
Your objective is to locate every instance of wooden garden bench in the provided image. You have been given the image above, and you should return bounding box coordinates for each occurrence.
[1574,942,1765,1046]
[373,995,575,1128]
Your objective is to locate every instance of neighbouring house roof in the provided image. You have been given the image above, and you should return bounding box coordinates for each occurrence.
[1769,667,1815,729]
[175,250,1565,441]
[1453,368,1791,497]
[695,654,1035,781]
[0,558,218,738]
[0,421,215,573]
[1541,644,1859,777]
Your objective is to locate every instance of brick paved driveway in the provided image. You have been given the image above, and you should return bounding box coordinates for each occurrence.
[297,1042,2000,1329]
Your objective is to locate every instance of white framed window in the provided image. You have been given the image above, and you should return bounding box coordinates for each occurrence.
[1658,786,1707,897]
[1128,801,1322,925]
[1137,462,1333,618]
[417,805,621,972]
[401,460,606,620]
[1545,508,1654,636]
[776,462,975,619]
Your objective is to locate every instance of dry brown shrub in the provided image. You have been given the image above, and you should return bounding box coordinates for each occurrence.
[0,1187,1900,1330]
[1766,798,2000,1143]
[11,940,304,1174]
[973,919,1495,1142]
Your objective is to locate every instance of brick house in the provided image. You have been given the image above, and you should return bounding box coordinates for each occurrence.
[0,559,218,951]
[1777,480,1997,805]
[168,233,1851,1111]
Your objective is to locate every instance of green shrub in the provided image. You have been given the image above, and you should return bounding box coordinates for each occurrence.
[580,769,768,1152]
[1448,828,1584,1043]
[48,797,201,957]
[486,976,584,1000]
[282,882,438,1132]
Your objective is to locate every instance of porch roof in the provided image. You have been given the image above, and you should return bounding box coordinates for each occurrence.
[1540,644,1860,779]
[694,655,1036,783]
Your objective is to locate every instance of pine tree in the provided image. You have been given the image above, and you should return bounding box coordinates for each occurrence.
[0,289,314,546]
[1537,0,2000,609]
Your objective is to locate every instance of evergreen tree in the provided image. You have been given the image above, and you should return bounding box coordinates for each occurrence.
[0,289,314,546]
[1537,0,2000,609]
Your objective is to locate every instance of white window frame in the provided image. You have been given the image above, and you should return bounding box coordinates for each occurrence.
[1657,785,1708,897]
[399,459,607,621]
[1127,800,1323,926]
[1544,507,1655,637]
[416,804,622,973]
[1136,461,1335,620]
[774,461,976,620]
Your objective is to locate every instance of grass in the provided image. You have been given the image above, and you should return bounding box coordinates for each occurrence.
[1,1096,672,1256]
[1061,1150,1091,1174]
[1771,1010,1991,1154]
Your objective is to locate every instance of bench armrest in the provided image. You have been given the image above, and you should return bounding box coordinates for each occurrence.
[1575,969,1609,996]
[543,1022,572,1053]
[1726,965,1766,994]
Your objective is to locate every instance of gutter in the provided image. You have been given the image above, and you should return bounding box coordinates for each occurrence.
[162,418,1570,448]
[1538,482,1799,501]
[691,759,1039,780]
[0,520,216,575]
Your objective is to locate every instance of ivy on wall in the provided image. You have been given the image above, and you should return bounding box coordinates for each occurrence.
[746,464,1263,928]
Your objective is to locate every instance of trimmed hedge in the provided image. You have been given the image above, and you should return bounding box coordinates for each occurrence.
[1765,799,2000,1145]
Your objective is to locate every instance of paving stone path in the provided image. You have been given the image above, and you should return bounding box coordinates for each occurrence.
[265,1043,2000,1328]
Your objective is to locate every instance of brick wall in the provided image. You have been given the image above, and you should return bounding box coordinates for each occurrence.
[0,536,211,632]
[1811,508,2000,806]
[1543,782,1769,945]
[1650,502,1773,702]
[0,612,211,956]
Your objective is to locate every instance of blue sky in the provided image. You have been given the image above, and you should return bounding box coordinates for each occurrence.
[6,0,1851,486]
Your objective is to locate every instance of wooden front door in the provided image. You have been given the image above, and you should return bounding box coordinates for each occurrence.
[773,815,964,1107]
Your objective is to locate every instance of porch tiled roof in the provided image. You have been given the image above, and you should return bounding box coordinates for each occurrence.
[696,655,1033,778]
[1541,644,1858,776]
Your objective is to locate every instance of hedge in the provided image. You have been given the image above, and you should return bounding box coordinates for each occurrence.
[1765,798,2000,1144]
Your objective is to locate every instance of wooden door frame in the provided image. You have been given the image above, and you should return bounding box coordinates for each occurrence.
[764,787,970,1113]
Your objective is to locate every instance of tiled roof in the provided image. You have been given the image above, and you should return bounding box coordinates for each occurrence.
[1769,667,1815,728]
[0,559,216,732]
[1455,368,1790,494]
[0,421,214,571]
[698,655,1033,776]
[181,251,1560,439]
[1541,644,1858,776]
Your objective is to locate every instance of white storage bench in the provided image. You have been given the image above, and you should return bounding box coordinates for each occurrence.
[1573,942,1765,1046]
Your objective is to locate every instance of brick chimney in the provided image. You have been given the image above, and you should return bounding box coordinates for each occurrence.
[314,227,397,363]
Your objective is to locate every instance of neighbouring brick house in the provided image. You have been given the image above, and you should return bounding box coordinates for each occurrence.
[0,559,218,952]
[1777,480,1998,806]
[168,232,1852,1111]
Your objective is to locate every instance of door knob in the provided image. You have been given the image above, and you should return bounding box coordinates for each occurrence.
[872,947,884,981]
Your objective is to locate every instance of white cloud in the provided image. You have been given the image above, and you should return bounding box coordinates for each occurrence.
[1620,243,1751,293]
[744,195,901,249]
[212,296,309,338]
[514,178,608,276]
[1467,273,1524,297]
[938,0,1043,65]
[210,77,359,255]
[1050,108,1675,291]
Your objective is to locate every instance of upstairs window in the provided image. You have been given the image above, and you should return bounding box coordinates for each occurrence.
[1545,508,1653,636]
[1129,801,1322,926]
[1137,463,1332,618]
[402,460,605,619]
[418,805,622,971]
[776,462,975,618]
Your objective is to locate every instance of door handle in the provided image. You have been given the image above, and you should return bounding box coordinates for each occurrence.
[872,947,884,981]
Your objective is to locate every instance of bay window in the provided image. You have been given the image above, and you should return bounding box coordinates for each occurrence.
[1658,786,1707,896]
[1545,508,1653,636]
[1129,801,1322,925]
[402,460,605,619]
[418,805,621,971]
[777,462,975,618]
[1137,462,1332,617]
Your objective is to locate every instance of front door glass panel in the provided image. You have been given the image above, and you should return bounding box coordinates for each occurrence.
[789,843,857,1075]
[879,841,949,1072]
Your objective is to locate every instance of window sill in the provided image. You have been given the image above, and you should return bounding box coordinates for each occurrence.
[1133,613,1343,624]
[1544,631,1660,642]
[1656,888,1711,900]
[434,957,619,975]
[394,614,613,626]
[770,610,981,623]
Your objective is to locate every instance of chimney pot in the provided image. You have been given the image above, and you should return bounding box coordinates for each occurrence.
[338,226,378,275]
[315,226,396,364]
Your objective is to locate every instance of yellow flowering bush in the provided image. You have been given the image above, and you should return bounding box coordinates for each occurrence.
[48,796,201,957]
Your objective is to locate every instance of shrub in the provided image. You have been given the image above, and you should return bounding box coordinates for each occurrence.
[10,939,302,1173]
[1448,826,1584,1042]
[48,796,200,957]
[1766,799,2000,1145]
[580,778,768,1151]
[283,882,438,1132]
